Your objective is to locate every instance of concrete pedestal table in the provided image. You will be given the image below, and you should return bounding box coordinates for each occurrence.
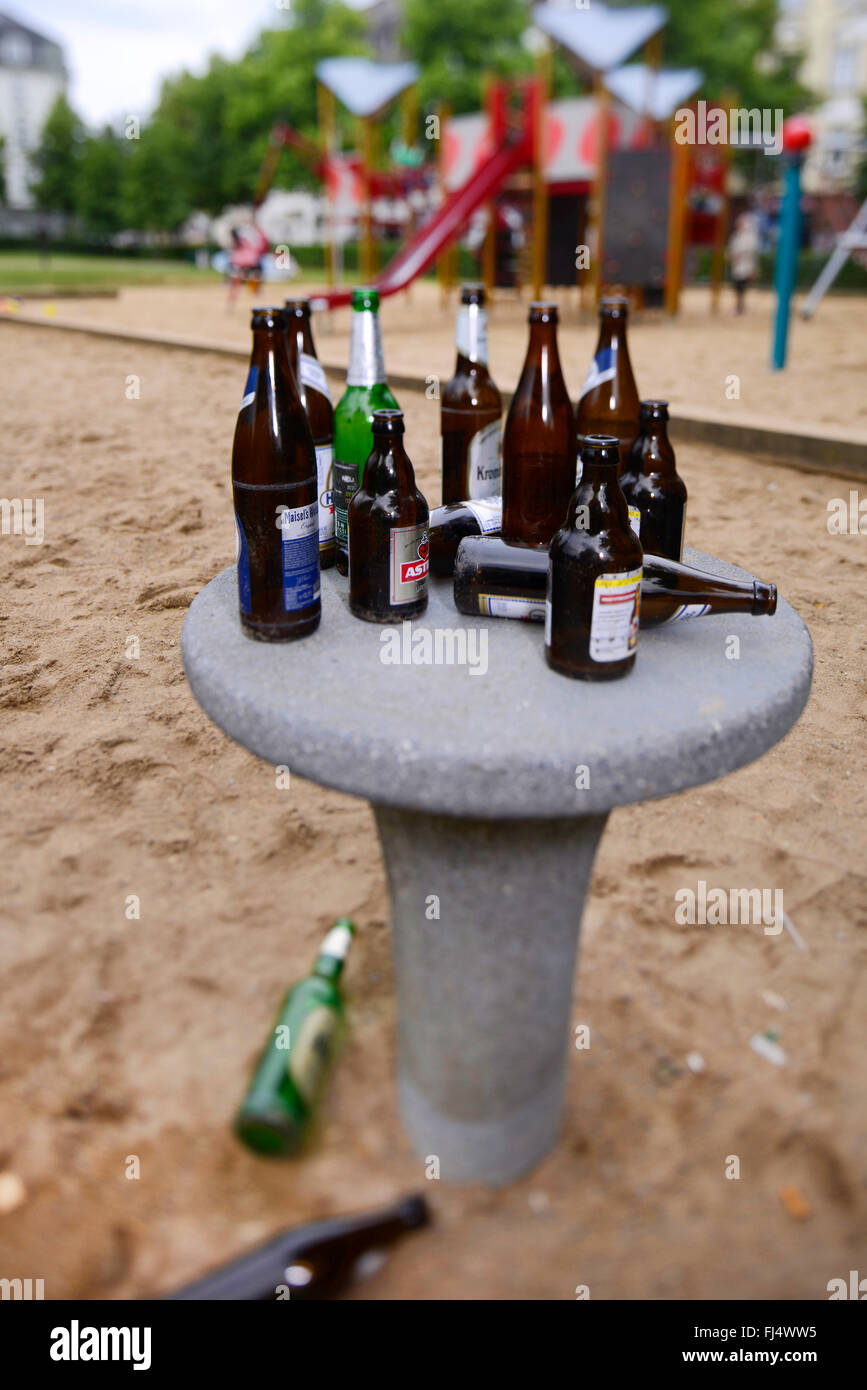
[182,549,812,1185]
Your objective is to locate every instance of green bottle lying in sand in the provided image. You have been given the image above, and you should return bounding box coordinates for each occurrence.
[235,919,355,1156]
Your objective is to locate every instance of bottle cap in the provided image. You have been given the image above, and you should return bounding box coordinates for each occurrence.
[284,298,311,317]
[599,296,629,318]
[372,408,405,436]
[528,301,558,323]
[352,286,380,312]
[581,434,620,467]
[460,284,486,306]
[251,307,285,330]
[639,399,669,421]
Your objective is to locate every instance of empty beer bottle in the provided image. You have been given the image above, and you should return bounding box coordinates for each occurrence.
[453,536,777,627]
[284,298,336,569]
[502,302,576,547]
[333,288,399,575]
[429,495,502,576]
[441,284,502,504]
[168,1194,429,1301]
[232,307,320,641]
[546,435,643,680]
[349,409,429,622]
[235,919,355,1157]
[620,400,687,561]
[576,296,641,464]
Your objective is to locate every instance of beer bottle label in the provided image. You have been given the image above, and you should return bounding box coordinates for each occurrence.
[588,568,642,662]
[578,347,616,402]
[240,365,258,412]
[315,444,335,548]
[288,1005,339,1107]
[666,603,711,623]
[628,505,641,538]
[235,512,252,615]
[468,420,502,498]
[456,304,488,364]
[390,524,429,604]
[300,353,332,404]
[479,593,544,621]
[277,502,320,612]
[346,313,386,387]
[332,460,359,546]
[464,496,502,534]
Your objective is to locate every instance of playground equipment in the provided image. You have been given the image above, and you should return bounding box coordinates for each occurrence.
[801,196,867,320]
[771,115,812,370]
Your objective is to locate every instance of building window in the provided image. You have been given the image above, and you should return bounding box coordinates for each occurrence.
[832,47,856,91]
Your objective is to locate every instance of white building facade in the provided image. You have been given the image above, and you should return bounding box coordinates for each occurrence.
[0,12,67,208]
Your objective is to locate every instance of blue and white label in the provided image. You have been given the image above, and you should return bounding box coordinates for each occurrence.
[464,496,502,534]
[578,347,616,401]
[667,603,711,622]
[315,444,335,548]
[276,502,320,612]
[235,512,252,614]
[240,364,258,412]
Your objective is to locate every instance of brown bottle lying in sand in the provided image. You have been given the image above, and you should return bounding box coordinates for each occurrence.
[501,302,576,546]
[441,285,502,505]
[576,296,640,464]
[232,308,320,641]
[349,409,429,623]
[454,537,777,627]
[546,435,644,680]
[429,496,502,576]
[284,298,335,569]
[620,400,687,561]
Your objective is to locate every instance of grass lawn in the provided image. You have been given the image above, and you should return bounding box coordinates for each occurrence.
[0,251,221,295]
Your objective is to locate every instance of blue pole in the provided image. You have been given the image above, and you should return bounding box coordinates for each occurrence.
[771,155,802,370]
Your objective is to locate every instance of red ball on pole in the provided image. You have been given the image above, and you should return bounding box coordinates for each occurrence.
[782,115,812,153]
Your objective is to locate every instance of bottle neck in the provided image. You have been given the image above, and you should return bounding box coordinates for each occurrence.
[364,438,414,495]
[313,921,353,983]
[596,318,627,353]
[455,304,489,367]
[571,461,627,526]
[636,420,674,474]
[347,310,386,388]
[522,321,563,386]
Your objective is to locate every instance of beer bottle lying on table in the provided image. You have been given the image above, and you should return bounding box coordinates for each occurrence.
[576,296,641,463]
[284,298,336,569]
[428,495,502,576]
[349,409,429,622]
[441,284,502,505]
[502,301,576,546]
[235,919,355,1157]
[546,435,644,680]
[232,307,320,641]
[454,537,778,627]
[333,288,399,575]
[620,400,687,561]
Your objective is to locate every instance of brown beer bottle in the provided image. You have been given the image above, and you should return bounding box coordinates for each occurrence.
[453,537,777,627]
[441,285,502,505]
[284,299,336,569]
[620,400,687,561]
[349,409,429,623]
[576,296,640,463]
[232,308,320,641]
[429,496,502,576]
[546,434,643,680]
[502,302,576,546]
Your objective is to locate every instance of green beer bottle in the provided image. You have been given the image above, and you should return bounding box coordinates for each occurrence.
[235,919,355,1156]
[332,288,399,575]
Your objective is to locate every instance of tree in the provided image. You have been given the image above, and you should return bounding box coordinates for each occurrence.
[77,127,126,238]
[402,0,532,115]
[31,94,84,213]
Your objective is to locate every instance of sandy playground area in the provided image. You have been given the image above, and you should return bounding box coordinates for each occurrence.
[0,298,865,1300]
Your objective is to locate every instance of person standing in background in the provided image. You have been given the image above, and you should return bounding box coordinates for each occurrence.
[727,209,761,315]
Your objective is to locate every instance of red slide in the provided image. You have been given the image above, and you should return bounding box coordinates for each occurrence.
[310,136,529,311]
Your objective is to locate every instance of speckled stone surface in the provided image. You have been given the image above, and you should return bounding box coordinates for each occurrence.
[182,550,812,820]
[182,550,812,1183]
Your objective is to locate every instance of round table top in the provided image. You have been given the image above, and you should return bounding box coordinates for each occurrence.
[182,549,812,820]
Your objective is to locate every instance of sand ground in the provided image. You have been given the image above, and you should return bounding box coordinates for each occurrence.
[0,313,865,1301]
[10,278,867,442]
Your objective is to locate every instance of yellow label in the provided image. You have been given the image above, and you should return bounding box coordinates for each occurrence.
[288,1006,339,1106]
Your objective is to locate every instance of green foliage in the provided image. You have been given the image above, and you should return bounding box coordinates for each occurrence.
[655,0,810,113]
[402,0,532,114]
[31,94,84,214]
[0,135,5,204]
[77,127,126,238]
